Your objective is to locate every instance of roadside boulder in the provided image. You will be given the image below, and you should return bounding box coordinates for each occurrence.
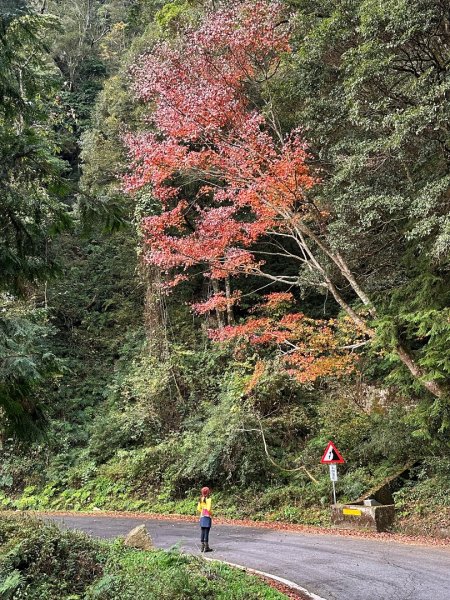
[124,524,154,550]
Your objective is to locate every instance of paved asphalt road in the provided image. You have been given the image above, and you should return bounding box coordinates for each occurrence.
[46,515,450,600]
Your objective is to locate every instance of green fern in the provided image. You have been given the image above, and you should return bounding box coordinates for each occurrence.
[0,570,24,599]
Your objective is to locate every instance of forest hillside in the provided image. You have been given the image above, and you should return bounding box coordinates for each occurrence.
[0,0,449,537]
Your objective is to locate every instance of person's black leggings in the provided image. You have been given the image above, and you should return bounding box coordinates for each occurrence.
[200,527,210,543]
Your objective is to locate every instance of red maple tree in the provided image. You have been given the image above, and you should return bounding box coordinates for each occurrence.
[124,1,317,284]
[125,0,446,397]
[123,0,363,383]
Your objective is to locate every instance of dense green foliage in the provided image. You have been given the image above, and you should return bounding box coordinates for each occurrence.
[0,3,70,433]
[0,0,449,540]
[282,0,450,399]
[0,516,284,599]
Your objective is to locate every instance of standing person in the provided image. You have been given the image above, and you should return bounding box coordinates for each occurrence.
[197,486,213,552]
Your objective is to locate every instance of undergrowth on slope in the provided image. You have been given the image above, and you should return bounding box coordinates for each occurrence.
[0,516,286,599]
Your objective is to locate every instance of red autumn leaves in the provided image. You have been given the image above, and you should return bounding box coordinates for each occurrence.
[124,1,315,281]
[124,1,361,384]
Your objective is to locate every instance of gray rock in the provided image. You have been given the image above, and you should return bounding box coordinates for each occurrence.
[124,524,154,550]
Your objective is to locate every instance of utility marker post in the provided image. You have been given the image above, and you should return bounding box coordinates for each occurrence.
[320,441,345,505]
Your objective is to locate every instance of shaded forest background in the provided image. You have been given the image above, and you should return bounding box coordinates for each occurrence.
[0,0,449,535]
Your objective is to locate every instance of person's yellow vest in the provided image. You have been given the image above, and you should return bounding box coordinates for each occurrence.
[197,497,212,517]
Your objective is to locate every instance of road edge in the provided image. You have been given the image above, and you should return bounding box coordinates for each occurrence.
[25,510,450,549]
[203,556,328,600]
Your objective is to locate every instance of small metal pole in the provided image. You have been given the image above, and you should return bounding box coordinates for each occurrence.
[332,479,337,505]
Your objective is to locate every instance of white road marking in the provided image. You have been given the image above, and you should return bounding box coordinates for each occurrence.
[203,556,328,600]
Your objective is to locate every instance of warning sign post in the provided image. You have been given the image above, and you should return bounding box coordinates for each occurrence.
[321,442,345,504]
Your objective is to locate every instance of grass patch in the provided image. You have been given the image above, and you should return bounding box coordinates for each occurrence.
[0,516,287,599]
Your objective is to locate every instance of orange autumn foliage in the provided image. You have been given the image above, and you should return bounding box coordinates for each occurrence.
[209,311,360,384]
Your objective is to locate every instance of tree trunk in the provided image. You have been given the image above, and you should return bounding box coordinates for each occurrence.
[297,221,375,311]
[396,344,443,398]
[212,279,225,328]
[225,276,234,325]
[290,221,445,398]
[292,227,375,335]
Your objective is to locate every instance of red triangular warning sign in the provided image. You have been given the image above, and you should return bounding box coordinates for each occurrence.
[320,441,345,464]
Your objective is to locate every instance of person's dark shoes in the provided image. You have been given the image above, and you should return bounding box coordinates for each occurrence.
[204,545,213,552]
[201,543,205,552]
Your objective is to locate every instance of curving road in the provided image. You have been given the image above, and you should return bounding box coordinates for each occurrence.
[45,515,450,600]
